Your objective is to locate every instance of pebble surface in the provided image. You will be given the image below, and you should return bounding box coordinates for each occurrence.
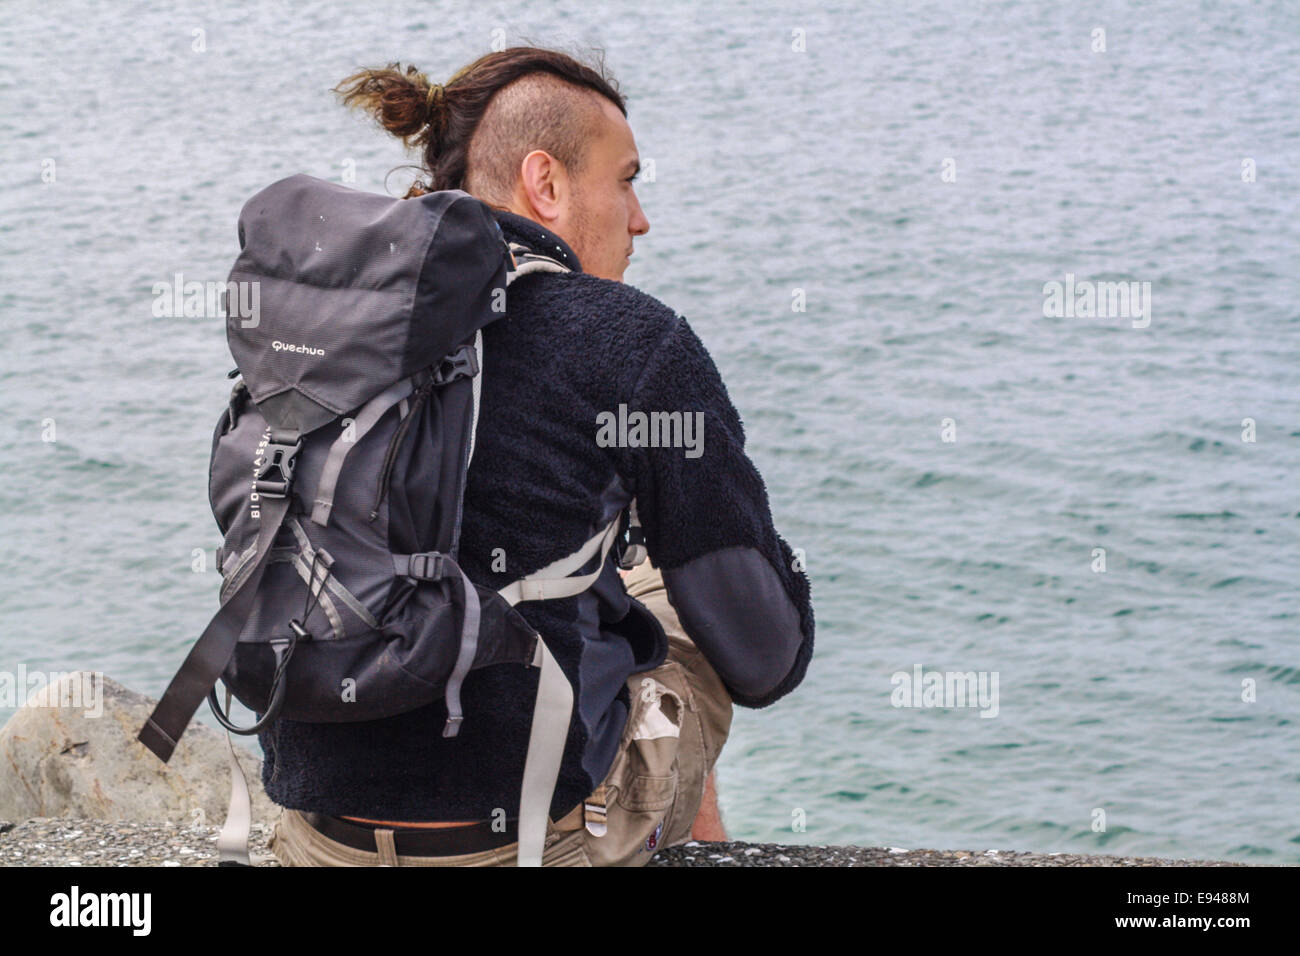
[0,819,1244,866]
[0,818,279,867]
[647,841,1246,867]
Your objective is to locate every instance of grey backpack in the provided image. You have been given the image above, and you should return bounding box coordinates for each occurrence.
[136,174,643,866]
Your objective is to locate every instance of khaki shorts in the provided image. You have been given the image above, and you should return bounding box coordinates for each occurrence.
[269,560,733,866]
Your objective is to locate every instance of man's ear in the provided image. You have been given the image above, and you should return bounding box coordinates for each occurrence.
[518,149,566,223]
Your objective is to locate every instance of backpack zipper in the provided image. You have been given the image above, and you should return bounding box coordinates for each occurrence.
[368,382,432,522]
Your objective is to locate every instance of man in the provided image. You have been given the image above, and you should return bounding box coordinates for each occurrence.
[267,47,813,866]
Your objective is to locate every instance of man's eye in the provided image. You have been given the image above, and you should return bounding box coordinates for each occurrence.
[625,174,639,183]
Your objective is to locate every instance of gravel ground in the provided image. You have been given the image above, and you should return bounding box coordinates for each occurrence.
[0,818,1245,866]
[0,818,280,867]
[647,841,1246,866]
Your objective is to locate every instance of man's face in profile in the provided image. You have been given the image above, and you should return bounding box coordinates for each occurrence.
[560,97,651,282]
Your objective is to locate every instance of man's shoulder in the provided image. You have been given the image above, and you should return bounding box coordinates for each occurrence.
[518,272,687,367]
[540,272,679,328]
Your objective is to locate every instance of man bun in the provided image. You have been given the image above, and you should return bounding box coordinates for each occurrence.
[332,62,442,148]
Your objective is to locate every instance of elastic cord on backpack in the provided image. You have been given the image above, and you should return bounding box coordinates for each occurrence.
[207,624,302,735]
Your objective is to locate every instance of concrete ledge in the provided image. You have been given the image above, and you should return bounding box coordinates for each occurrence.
[648,840,1245,867]
[0,818,1243,866]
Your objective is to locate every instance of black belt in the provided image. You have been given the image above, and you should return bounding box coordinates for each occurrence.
[302,812,519,857]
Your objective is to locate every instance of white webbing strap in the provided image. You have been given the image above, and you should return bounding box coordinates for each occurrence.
[498,512,620,865]
[505,244,570,286]
[216,689,253,866]
[497,520,621,607]
[466,329,483,467]
[515,636,573,867]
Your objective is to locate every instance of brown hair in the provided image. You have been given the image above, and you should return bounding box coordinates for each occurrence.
[332,46,626,203]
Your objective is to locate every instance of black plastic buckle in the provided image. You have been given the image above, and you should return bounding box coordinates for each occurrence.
[617,525,647,570]
[408,552,446,581]
[432,345,479,387]
[254,433,303,498]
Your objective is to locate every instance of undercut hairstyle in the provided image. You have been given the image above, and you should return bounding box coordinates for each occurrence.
[332,45,626,204]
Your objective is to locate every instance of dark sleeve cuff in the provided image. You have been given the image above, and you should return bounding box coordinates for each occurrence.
[662,546,811,708]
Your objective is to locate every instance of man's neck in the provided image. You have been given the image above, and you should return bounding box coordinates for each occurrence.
[490,208,583,273]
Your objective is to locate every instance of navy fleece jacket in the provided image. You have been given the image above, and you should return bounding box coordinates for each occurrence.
[258,210,814,821]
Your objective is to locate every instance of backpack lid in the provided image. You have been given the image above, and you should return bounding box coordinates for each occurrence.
[225,173,508,434]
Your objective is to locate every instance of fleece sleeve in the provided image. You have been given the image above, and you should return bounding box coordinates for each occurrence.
[619,314,814,709]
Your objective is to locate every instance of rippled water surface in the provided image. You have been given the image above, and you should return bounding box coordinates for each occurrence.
[2,1,1297,861]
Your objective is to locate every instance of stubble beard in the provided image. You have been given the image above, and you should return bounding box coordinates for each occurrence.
[567,183,605,278]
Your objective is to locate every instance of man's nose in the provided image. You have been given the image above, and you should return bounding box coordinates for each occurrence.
[630,192,649,236]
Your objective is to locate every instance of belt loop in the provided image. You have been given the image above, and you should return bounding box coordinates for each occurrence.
[584,784,609,837]
[374,828,399,866]
[554,801,584,832]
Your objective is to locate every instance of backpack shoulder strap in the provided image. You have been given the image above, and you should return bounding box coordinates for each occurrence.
[506,241,571,283]
[495,516,618,868]
[497,519,622,607]
[493,241,643,866]
[466,329,484,467]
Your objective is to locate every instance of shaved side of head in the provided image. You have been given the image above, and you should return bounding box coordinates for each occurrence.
[464,72,610,207]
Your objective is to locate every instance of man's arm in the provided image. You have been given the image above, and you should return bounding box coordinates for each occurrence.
[692,769,728,841]
[621,314,814,708]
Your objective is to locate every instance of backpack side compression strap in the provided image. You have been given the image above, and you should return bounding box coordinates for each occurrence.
[216,689,255,866]
[138,435,299,764]
[501,516,623,866]
[516,635,573,868]
[310,375,420,527]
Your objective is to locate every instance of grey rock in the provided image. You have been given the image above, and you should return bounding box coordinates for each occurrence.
[0,671,280,829]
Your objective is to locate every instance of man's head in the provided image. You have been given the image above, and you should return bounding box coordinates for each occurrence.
[466,76,649,282]
[334,47,650,282]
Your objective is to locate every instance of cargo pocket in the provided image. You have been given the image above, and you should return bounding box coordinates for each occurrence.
[581,674,685,866]
[619,678,683,812]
